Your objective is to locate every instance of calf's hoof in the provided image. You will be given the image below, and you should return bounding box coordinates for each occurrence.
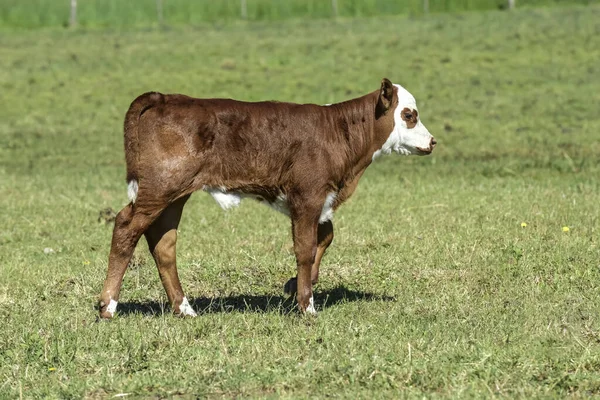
[98,299,118,319]
[297,295,317,316]
[173,297,197,318]
[283,277,297,296]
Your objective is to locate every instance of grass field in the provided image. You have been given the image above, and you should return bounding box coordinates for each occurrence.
[1,4,600,398]
[0,0,598,29]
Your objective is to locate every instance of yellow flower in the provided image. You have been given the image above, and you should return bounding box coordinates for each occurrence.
[83,260,90,265]
[521,222,527,228]
[48,367,56,371]
[562,226,570,232]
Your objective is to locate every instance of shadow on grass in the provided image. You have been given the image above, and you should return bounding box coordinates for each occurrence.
[116,286,395,317]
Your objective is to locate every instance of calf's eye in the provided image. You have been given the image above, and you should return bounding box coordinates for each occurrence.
[404,113,413,120]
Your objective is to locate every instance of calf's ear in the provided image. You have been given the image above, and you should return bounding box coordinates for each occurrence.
[378,78,394,113]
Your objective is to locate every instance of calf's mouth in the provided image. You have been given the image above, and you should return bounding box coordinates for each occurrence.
[416,137,436,155]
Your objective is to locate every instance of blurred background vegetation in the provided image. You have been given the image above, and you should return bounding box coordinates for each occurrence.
[0,0,598,29]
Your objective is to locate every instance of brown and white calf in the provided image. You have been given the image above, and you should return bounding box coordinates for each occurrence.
[98,78,436,318]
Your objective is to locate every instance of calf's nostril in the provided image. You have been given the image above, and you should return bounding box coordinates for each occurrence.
[430,138,437,148]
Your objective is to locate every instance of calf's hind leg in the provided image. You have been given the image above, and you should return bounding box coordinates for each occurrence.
[99,204,161,319]
[144,195,196,317]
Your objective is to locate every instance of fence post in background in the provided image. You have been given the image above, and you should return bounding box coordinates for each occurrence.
[423,0,429,14]
[156,0,164,25]
[332,0,338,18]
[241,0,248,19]
[70,0,77,27]
[508,0,515,9]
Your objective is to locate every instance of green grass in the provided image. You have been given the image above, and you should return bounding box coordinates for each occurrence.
[1,4,600,398]
[0,0,598,29]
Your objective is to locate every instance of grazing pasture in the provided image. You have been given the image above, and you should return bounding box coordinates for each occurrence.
[1,5,600,398]
[1,0,598,29]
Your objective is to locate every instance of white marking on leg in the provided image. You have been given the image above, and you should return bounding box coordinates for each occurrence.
[106,299,118,317]
[306,295,317,315]
[127,180,138,203]
[319,192,337,223]
[179,297,197,317]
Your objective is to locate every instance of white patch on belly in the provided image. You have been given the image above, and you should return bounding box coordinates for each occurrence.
[178,297,197,317]
[207,188,242,210]
[319,192,337,223]
[106,299,118,317]
[206,188,335,221]
[206,187,290,216]
[306,295,316,315]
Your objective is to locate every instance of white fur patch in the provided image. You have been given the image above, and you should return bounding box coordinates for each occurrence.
[319,192,337,223]
[106,299,118,317]
[208,188,242,209]
[179,297,197,317]
[206,187,290,216]
[372,128,404,160]
[127,180,138,203]
[206,188,335,221]
[306,295,316,315]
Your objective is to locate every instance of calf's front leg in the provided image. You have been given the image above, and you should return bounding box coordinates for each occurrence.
[284,220,334,295]
[290,212,320,314]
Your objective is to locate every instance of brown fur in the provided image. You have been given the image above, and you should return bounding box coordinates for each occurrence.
[99,78,408,318]
[400,107,418,129]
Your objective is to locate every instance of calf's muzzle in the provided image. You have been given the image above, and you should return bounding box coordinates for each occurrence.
[416,137,437,155]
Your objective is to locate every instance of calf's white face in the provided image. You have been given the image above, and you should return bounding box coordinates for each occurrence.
[392,84,434,155]
[374,82,436,159]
